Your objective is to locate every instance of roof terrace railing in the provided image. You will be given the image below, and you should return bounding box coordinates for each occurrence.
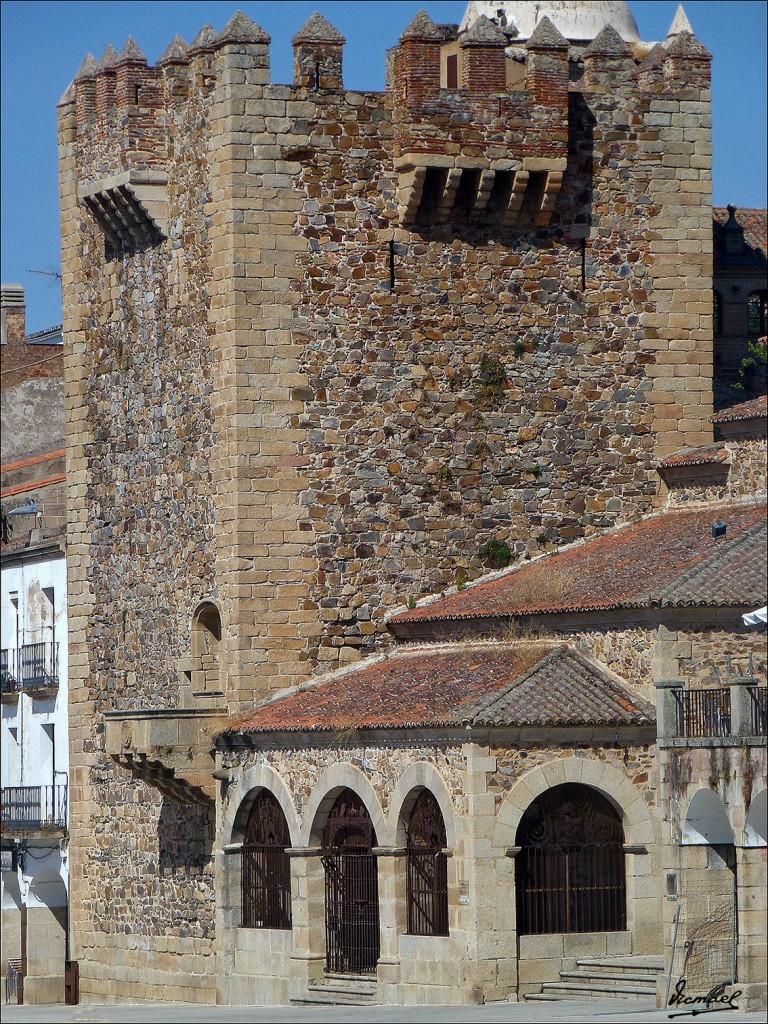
[673,687,731,739]
[748,686,767,737]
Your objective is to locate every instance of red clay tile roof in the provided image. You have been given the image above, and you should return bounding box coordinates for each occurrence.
[388,502,767,625]
[658,444,729,468]
[464,647,655,727]
[223,643,654,735]
[0,473,66,498]
[710,395,768,423]
[0,450,66,474]
[713,207,767,256]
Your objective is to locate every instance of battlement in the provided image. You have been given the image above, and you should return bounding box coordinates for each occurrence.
[60,7,711,203]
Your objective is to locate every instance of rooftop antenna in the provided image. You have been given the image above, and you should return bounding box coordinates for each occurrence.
[26,269,62,281]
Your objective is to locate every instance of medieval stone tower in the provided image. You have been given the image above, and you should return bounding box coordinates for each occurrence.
[58,1,714,1003]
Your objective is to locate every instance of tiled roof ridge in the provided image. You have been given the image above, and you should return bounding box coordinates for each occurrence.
[463,645,654,725]
[656,519,767,607]
[24,324,63,342]
[1,449,66,474]
[230,647,397,721]
[457,644,570,722]
[657,444,729,468]
[1,473,67,499]
[226,637,558,732]
[711,395,768,423]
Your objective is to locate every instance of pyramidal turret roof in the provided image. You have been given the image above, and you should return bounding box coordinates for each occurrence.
[96,45,119,72]
[527,15,569,49]
[215,11,270,46]
[188,23,217,52]
[74,53,98,81]
[400,9,444,43]
[117,37,146,64]
[667,4,693,39]
[157,35,189,66]
[292,12,345,45]
[462,14,508,46]
[583,23,632,58]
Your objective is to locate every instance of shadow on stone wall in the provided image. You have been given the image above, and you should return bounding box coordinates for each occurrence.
[158,797,214,876]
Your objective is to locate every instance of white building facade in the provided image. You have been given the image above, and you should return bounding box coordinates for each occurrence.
[1,534,69,1004]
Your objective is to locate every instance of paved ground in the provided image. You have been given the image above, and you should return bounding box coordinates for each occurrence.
[3,1000,764,1024]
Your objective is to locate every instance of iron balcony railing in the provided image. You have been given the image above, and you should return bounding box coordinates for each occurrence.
[1,784,68,831]
[1,648,20,694]
[673,687,731,738]
[748,686,767,737]
[18,641,58,690]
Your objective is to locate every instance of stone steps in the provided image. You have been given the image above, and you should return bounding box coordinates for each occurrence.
[525,954,663,1002]
[291,973,378,1006]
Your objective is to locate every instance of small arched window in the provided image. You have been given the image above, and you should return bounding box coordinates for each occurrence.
[406,790,449,936]
[241,791,292,929]
[713,290,723,336]
[191,601,222,693]
[747,290,767,335]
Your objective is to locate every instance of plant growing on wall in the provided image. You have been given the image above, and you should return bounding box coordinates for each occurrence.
[480,538,512,568]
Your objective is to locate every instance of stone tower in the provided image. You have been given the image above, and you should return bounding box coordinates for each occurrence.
[58,4,713,1002]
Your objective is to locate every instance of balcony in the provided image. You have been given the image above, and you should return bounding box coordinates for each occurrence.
[674,687,731,738]
[749,686,767,736]
[1,648,19,700]
[2,643,59,699]
[1,784,68,832]
[658,678,768,747]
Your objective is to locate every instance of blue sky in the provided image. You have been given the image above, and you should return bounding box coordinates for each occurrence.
[1,0,766,333]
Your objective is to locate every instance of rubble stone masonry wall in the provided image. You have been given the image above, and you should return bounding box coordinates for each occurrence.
[58,14,714,1001]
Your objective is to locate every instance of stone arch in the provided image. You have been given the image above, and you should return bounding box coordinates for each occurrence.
[682,788,735,845]
[299,762,386,848]
[493,755,655,851]
[384,762,458,848]
[743,787,767,848]
[224,762,300,848]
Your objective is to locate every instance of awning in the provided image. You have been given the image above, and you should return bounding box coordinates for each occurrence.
[742,606,768,626]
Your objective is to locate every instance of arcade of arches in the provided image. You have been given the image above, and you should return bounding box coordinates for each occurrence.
[216,749,660,1007]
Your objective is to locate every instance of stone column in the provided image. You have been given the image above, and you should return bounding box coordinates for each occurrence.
[373,848,406,1000]
[655,678,684,739]
[286,851,325,999]
[728,677,759,737]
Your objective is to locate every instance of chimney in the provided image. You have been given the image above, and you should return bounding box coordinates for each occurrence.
[1,284,26,346]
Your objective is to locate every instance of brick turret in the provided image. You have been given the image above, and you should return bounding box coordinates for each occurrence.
[460,15,507,92]
[524,16,569,108]
[395,9,443,105]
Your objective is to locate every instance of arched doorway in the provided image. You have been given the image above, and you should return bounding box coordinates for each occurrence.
[516,783,626,934]
[321,789,380,974]
[406,789,448,936]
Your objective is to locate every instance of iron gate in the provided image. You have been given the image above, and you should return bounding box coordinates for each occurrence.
[322,851,380,974]
[321,789,380,974]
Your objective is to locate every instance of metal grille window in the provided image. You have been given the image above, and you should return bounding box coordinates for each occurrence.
[241,791,292,930]
[516,784,626,935]
[406,790,449,937]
